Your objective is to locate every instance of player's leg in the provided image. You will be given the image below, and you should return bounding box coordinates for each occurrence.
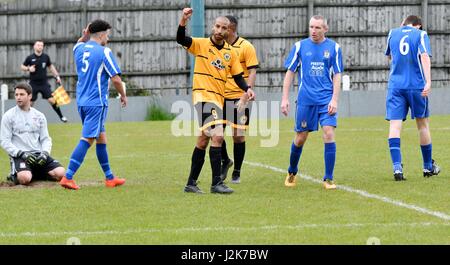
[60,106,98,189]
[60,137,92,189]
[185,132,209,190]
[42,83,67,122]
[388,120,404,180]
[9,156,33,185]
[230,131,245,184]
[47,167,65,182]
[219,99,234,181]
[386,89,408,181]
[93,108,125,187]
[319,104,338,190]
[228,100,251,184]
[16,171,32,185]
[34,153,65,182]
[209,124,233,193]
[219,126,233,181]
[285,103,313,187]
[184,102,214,194]
[97,132,126,187]
[410,90,440,177]
[322,126,336,189]
[30,83,38,107]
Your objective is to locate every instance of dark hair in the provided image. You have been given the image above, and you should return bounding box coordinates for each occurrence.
[225,15,238,26]
[403,15,422,28]
[15,82,32,95]
[34,40,44,45]
[89,19,112,34]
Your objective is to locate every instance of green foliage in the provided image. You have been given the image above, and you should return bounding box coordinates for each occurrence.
[146,104,176,121]
[109,75,150,97]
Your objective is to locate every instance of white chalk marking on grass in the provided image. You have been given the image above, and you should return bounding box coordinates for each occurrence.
[244,161,450,221]
[0,222,448,238]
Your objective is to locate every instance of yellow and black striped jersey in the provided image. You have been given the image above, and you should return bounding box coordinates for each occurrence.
[225,37,259,99]
[186,37,243,107]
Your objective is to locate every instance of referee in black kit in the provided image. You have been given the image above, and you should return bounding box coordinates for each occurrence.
[21,40,68,122]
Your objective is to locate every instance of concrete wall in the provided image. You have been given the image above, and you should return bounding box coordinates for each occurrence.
[2,88,448,123]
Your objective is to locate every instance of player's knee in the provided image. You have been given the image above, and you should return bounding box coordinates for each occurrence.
[294,133,307,146]
[48,167,65,181]
[211,135,224,146]
[96,133,107,144]
[196,134,210,149]
[17,171,32,185]
[322,130,335,142]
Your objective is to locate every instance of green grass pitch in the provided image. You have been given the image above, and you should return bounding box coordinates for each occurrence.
[0,116,448,244]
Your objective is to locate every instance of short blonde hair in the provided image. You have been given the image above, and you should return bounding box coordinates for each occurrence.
[310,15,328,29]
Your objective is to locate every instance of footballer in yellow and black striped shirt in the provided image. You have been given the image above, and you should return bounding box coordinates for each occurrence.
[224,16,259,131]
[176,8,256,194]
[219,15,259,184]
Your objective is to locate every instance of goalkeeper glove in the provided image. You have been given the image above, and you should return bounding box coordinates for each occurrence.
[17,151,37,166]
[36,151,49,166]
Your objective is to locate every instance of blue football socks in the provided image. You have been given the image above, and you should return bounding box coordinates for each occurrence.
[288,142,303,175]
[388,138,402,172]
[66,140,91,180]
[420,143,433,170]
[96,143,114,180]
[324,142,336,181]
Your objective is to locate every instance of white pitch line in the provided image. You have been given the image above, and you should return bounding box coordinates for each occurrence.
[0,222,448,238]
[244,161,450,221]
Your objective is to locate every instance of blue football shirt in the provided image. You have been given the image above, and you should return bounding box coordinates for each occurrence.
[385,25,432,90]
[284,38,343,105]
[73,40,121,106]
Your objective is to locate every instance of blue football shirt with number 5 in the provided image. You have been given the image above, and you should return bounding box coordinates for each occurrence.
[73,40,121,106]
[385,25,432,90]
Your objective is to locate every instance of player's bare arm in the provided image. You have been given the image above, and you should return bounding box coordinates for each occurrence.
[281,70,295,116]
[328,73,341,115]
[420,53,432,97]
[247,68,257,101]
[77,24,90,43]
[49,64,61,84]
[21,64,35,73]
[179,8,193,26]
[111,75,127,107]
[233,73,252,112]
[21,64,30,72]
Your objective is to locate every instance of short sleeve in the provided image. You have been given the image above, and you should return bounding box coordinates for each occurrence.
[103,47,122,77]
[284,41,301,72]
[419,31,432,57]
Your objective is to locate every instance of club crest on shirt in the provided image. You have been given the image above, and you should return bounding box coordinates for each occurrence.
[20,162,26,169]
[223,53,231,62]
[301,120,307,128]
[323,50,330,59]
[42,62,46,69]
[211,59,225,70]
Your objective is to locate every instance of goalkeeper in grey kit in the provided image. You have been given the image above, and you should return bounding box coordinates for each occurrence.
[0,82,65,185]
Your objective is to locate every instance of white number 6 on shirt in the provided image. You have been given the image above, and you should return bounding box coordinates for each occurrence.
[399,35,409,55]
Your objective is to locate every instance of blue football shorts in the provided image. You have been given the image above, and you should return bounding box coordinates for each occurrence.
[294,103,337,132]
[385,89,429,121]
[78,106,108,138]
